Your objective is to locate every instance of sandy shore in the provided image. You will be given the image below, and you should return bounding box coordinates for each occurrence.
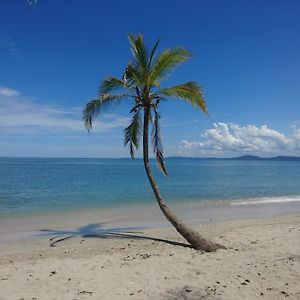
[0,214,299,300]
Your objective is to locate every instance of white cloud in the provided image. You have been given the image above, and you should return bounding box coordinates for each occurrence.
[0,86,20,97]
[179,122,300,157]
[0,92,129,135]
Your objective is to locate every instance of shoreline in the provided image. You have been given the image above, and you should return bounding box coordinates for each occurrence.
[0,214,299,299]
[1,197,300,244]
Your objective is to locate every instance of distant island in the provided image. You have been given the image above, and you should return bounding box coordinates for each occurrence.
[229,155,300,161]
[167,155,300,161]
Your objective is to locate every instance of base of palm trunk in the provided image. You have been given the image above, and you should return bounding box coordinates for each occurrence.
[157,202,227,252]
[187,231,226,252]
[159,205,227,252]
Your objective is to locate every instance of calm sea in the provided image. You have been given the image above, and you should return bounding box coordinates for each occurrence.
[0,157,300,217]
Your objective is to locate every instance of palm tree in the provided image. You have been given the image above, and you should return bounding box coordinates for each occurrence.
[83,34,225,251]
[26,0,37,6]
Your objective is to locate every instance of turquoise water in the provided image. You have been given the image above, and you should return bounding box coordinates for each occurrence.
[0,157,300,216]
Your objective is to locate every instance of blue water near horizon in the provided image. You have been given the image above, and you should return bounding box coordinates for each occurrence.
[0,157,300,217]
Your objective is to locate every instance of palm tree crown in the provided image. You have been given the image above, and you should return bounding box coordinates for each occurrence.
[83,33,207,175]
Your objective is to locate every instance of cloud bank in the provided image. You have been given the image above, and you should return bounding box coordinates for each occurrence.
[1,87,299,158]
[179,122,300,157]
[0,88,129,135]
[0,86,20,97]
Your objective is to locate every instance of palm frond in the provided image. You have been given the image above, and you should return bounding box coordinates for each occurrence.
[124,110,142,158]
[83,94,127,131]
[128,34,148,81]
[123,62,144,88]
[148,47,191,86]
[100,76,126,94]
[148,38,160,68]
[159,81,207,113]
[151,109,168,176]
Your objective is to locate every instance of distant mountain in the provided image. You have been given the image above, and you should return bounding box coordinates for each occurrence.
[230,155,262,160]
[167,155,300,161]
[232,155,300,161]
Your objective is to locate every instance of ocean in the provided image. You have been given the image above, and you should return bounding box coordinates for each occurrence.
[0,157,300,217]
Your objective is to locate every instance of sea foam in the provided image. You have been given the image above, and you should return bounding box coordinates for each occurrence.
[229,195,300,206]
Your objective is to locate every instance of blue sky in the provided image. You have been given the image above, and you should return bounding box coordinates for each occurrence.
[0,0,299,157]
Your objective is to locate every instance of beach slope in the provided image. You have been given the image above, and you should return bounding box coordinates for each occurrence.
[0,215,299,300]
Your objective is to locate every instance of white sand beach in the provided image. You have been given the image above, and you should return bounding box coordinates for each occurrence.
[0,213,299,300]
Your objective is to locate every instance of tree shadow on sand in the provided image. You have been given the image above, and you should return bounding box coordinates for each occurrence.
[36,222,192,249]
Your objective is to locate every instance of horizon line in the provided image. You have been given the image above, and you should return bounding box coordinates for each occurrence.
[0,155,300,160]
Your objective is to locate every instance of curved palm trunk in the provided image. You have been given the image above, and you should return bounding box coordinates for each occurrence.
[142,107,225,252]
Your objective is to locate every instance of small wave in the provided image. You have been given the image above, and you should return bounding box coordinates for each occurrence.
[229,196,300,206]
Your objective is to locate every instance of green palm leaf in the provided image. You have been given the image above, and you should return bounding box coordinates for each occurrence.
[100,76,126,94]
[128,34,148,82]
[148,48,191,86]
[83,94,127,131]
[151,109,168,175]
[148,38,160,68]
[123,62,144,88]
[159,81,207,113]
[124,109,143,158]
